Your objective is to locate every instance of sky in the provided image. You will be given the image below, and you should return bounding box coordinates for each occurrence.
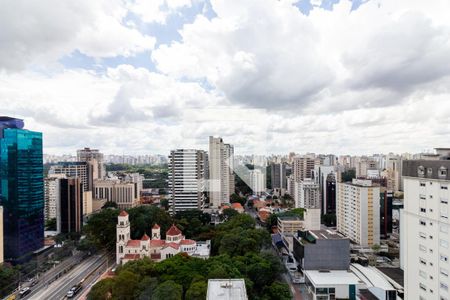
[1,0,450,156]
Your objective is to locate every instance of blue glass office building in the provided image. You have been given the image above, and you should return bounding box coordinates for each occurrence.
[0,117,44,263]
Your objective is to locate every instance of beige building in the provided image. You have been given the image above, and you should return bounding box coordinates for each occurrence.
[337,179,380,247]
[293,156,315,182]
[208,136,235,208]
[94,180,138,209]
[277,209,321,235]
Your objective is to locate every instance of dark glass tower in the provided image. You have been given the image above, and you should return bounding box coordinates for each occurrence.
[0,117,44,263]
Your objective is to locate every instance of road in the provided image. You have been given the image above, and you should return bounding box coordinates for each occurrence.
[27,254,108,300]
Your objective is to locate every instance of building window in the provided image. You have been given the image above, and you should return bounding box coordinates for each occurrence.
[419,270,427,278]
[420,219,427,226]
[420,182,426,187]
[427,168,433,176]
[420,283,427,291]
[419,166,425,177]
[441,254,449,262]
[441,225,449,234]
[440,240,449,249]
[441,282,448,291]
[420,258,427,265]
[441,268,449,277]
[420,208,426,213]
[419,244,427,252]
[439,167,448,178]
[442,199,449,205]
[420,232,427,239]
[442,186,448,190]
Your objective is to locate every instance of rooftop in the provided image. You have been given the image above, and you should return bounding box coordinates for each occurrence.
[309,230,346,240]
[304,270,362,286]
[350,264,395,291]
[166,224,182,236]
[376,267,404,287]
[278,216,302,221]
[207,279,248,300]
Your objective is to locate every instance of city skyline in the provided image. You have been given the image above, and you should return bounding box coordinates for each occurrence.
[2,0,450,155]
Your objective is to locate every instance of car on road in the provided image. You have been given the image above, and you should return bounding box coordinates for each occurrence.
[67,284,82,298]
[19,287,31,298]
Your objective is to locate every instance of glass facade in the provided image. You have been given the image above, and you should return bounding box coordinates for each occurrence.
[0,124,44,263]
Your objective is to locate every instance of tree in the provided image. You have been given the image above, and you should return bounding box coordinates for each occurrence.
[45,218,57,231]
[0,264,19,298]
[160,199,169,210]
[185,281,207,300]
[372,244,381,252]
[83,208,120,251]
[153,280,183,300]
[127,206,173,239]
[230,193,246,206]
[88,278,114,300]
[112,270,140,299]
[262,281,291,300]
[221,208,238,221]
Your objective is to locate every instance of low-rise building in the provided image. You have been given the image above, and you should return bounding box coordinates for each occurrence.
[277,209,321,235]
[293,229,350,271]
[95,180,139,209]
[116,211,210,265]
[207,279,248,300]
[304,270,364,300]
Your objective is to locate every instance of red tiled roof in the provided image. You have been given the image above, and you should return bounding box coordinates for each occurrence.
[141,234,150,241]
[166,224,182,236]
[222,205,231,209]
[126,240,140,247]
[152,224,160,229]
[150,239,165,247]
[164,242,180,250]
[119,210,128,217]
[180,239,196,245]
[231,203,243,209]
[150,253,161,260]
[123,254,140,260]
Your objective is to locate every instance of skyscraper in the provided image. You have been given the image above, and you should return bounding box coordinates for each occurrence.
[77,147,105,190]
[249,169,266,196]
[293,156,315,182]
[401,156,450,300]
[208,137,235,208]
[168,149,207,212]
[59,178,83,233]
[0,206,3,264]
[0,117,44,263]
[270,163,287,190]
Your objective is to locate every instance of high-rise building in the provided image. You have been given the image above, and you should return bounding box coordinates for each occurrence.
[293,156,315,182]
[401,157,450,300]
[208,137,235,208]
[0,117,44,263]
[168,149,207,212]
[337,179,380,247]
[325,172,337,215]
[294,179,320,209]
[379,187,393,239]
[44,174,65,223]
[59,178,83,233]
[77,147,105,189]
[49,162,93,215]
[270,163,287,190]
[249,169,266,196]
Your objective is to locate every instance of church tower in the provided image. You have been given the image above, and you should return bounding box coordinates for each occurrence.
[152,224,161,240]
[116,210,130,264]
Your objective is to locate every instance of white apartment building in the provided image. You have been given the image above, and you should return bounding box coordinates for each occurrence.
[44,174,64,221]
[49,162,88,192]
[208,136,235,208]
[294,180,320,209]
[168,149,207,212]
[401,159,450,300]
[337,179,380,247]
[94,180,138,209]
[249,169,266,196]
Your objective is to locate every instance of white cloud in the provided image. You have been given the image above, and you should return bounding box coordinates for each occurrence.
[0,0,155,71]
[129,0,193,24]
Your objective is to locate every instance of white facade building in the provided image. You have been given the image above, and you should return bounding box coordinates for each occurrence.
[44,174,65,222]
[116,211,210,265]
[249,169,266,196]
[294,180,321,209]
[337,179,380,247]
[168,149,207,212]
[402,159,450,300]
[208,136,235,208]
[94,180,138,209]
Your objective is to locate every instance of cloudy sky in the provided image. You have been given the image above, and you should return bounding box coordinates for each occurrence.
[1,0,450,156]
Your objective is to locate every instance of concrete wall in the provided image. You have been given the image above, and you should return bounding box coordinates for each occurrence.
[303,239,350,270]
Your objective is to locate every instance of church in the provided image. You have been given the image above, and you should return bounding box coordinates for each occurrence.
[116,210,209,265]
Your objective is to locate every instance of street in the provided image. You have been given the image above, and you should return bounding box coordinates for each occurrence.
[26,254,109,300]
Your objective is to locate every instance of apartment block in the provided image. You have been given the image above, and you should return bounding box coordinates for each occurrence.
[337,179,380,247]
